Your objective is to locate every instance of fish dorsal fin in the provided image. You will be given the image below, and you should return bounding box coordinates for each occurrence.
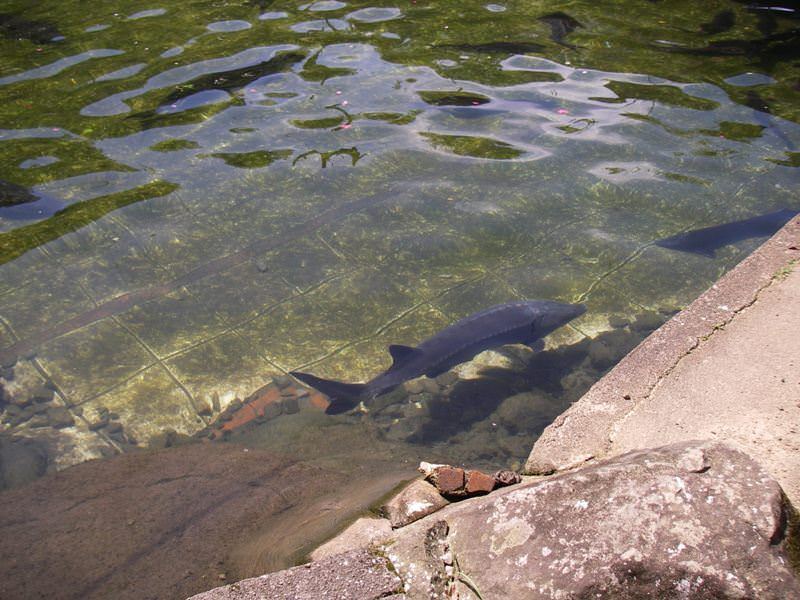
[387,344,422,370]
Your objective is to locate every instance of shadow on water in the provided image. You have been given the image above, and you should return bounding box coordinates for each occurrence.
[399,328,644,447]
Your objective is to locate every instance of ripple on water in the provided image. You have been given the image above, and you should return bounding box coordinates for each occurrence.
[127,8,167,20]
[303,1,347,11]
[259,11,289,20]
[291,18,350,32]
[347,7,402,23]
[206,20,252,33]
[724,72,777,87]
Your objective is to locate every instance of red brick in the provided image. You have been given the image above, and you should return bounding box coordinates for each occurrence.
[433,466,465,494]
[465,470,495,495]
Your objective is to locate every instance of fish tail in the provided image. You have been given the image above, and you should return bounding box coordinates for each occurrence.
[289,371,367,414]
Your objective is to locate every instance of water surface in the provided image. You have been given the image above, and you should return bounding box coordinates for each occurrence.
[0,0,798,489]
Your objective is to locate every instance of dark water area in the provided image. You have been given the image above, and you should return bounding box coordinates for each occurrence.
[0,0,799,593]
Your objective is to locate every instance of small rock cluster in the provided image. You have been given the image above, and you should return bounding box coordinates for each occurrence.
[86,405,133,445]
[381,463,524,530]
[418,461,521,498]
[0,361,74,431]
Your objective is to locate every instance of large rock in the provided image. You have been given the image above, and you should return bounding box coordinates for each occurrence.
[311,517,393,561]
[382,478,450,528]
[188,549,403,600]
[0,443,365,600]
[383,441,800,599]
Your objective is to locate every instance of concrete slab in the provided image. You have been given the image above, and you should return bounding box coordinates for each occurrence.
[526,215,800,505]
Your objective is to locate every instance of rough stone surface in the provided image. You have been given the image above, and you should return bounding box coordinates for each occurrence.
[384,441,800,599]
[188,549,403,600]
[382,479,449,528]
[310,517,393,561]
[526,217,800,508]
[493,469,522,487]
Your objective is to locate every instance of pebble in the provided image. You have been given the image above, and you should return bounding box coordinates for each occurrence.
[262,402,283,420]
[107,431,126,444]
[421,378,440,395]
[403,379,424,395]
[31,402,49,414]
[10,394,33,408]
[3,405,21,418]
[494,469,522,487]
[435,371,458,387]
[28,414,50,428]
[631,312,663,333]
[273,375,293,389]
[282,397,300,415]
[1,355,17,369]
[588,340,618,370]
[608,315,629,329]
[46,407,75,429]
[88,414,110,431]
[106,421,123,434]
[31,386,54,403]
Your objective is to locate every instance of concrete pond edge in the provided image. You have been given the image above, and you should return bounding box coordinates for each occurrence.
[525,214,800,475]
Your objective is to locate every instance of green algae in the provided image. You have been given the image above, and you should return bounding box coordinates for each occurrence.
[601,81,719,111]
[204,149,293,168]
[149,139,201,152]
[0,180,178,266]
[418,91,492,106]
[421,133,524,160]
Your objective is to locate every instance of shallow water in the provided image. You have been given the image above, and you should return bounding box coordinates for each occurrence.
[0,1,798,492]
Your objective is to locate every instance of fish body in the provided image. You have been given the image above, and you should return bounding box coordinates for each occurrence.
[291,300,586,414]
[655,208,798,257]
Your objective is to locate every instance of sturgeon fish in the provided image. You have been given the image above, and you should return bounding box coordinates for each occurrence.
[655,208,798,258]
[291,299,586,414]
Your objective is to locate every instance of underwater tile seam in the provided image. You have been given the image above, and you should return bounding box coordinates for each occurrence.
[574,241,657,303]
[24,352,123,452]
[293,290,465,373]
[110,315,206,420]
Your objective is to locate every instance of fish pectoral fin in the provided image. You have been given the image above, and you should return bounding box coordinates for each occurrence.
[387,344,423,371]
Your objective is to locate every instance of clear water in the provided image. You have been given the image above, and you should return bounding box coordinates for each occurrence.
[0,1,799,485]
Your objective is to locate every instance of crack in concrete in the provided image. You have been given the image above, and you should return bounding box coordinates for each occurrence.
[607,263,792,450]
